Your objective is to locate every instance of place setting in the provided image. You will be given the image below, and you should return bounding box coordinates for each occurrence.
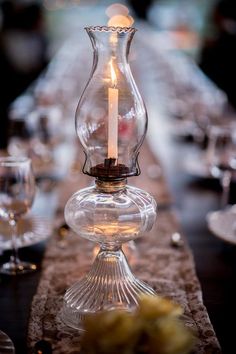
[1,1,233,353]
[207,205,236,245]
[203,124,236,244]
[0,156,54,275]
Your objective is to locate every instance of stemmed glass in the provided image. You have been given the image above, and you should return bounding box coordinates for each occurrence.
[207,125,236,209]
[0,157,36,275]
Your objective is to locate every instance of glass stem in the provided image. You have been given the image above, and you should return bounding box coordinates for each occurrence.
[220,170,232,209]
[100,243,121,252]
[9,218,20,265]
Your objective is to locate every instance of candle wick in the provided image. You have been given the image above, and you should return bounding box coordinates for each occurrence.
[105,158,117,167]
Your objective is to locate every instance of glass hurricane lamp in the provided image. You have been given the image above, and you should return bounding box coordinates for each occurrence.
[62,26,157,330]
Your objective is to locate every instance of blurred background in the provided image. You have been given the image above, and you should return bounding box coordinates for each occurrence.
[1,0,235,148]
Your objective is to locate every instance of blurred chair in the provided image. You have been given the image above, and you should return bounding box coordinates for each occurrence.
[200,0,236,109]
[128,0,154,20]
[0,0,48,149]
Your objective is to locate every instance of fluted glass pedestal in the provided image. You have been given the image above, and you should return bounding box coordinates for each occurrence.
[61,179,156,330]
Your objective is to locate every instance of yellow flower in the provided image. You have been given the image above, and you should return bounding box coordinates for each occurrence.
[81,295,195,354]
[136,295,183,321]
[81,310,141,354]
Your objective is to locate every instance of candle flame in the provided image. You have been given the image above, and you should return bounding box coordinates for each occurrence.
[106,3,134,27]
[108,14,132,27]
[109,59,117,87]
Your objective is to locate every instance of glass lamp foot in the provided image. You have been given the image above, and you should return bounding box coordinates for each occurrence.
[61,248,155,330]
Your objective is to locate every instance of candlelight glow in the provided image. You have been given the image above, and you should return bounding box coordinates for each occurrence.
[92,245,100,259]
[108,14,132,27]
[85,223,140,238]
[109,59,117,87]
[106,3,134,28]
[106,3,129,18]
[127,15,134,26]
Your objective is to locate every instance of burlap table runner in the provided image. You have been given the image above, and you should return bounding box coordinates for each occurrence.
[27,141,221,354]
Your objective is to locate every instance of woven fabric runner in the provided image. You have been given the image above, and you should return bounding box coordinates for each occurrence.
[27,141,221,354]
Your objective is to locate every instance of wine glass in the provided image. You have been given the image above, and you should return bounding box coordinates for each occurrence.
[0,157,36,275]
[207,125,236,209]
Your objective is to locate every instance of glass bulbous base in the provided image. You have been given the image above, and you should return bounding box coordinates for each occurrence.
[61,247,155,330]
[62,180,157,330]
[64,180,157,244]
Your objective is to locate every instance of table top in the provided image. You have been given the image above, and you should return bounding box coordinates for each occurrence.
[1,22,236,354]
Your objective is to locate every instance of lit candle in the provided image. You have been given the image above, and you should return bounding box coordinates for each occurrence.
[108,59,118,160]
